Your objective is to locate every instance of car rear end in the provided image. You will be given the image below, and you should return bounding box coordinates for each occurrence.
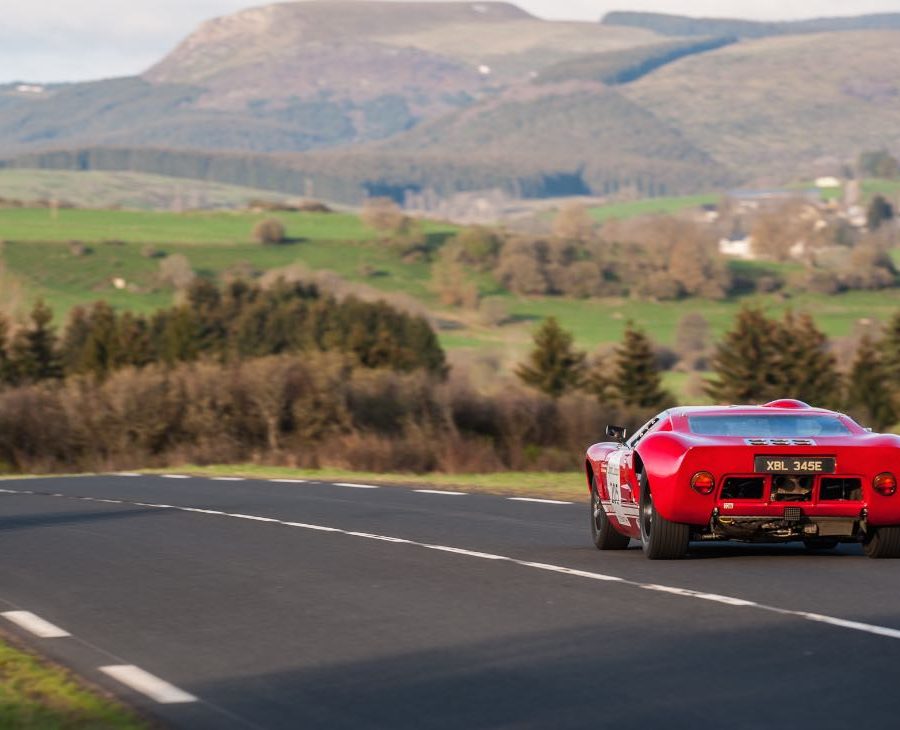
[650,408,900,556]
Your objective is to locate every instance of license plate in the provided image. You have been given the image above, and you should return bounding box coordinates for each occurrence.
[754,456,835,474]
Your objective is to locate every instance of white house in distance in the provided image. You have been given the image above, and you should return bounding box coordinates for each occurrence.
[719,234,755,259]
[815,176,842,189]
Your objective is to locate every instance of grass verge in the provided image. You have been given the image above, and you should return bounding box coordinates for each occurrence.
[0,631,146,730]
[142,465,589,502]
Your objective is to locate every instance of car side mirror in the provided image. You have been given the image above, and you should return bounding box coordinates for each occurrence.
[606,425,627,444]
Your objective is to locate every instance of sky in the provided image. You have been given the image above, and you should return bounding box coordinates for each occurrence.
[3,0,900,83]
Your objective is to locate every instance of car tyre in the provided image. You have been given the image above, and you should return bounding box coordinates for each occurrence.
[639,472,689,560]
[590,476,630,550]
[863,526,900,559]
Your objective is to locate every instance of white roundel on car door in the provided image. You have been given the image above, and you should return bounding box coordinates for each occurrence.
[606,449,627,524]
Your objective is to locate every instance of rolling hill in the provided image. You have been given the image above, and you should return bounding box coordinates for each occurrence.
[623,31,900,180]
[0,2,661,156]
[2,2,900,204]
[602,10,900,38]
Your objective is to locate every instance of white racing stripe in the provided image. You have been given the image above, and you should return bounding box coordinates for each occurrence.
[100,665,197,704]
[334,482,380,489]
[2,610,71,638]
[414,489,467,496]
[508,497,573,505]
[5,485,900,644]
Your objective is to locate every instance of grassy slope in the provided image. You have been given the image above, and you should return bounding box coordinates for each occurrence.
[2,205,898,403]
[0,633,144,730]
[624,31,900,180]
[0,208,454,315]
[588,194,719,222]
[0,170,285,210]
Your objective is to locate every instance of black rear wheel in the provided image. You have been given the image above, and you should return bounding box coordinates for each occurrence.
[864,526,900,559]
[639,472,689,560]
[590,476,630,550]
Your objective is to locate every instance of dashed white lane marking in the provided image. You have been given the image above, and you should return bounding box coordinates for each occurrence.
[4,486,900,643]
[100,665,197,704]
[2,610,71,638]
[334,482,380,489]
[211,477,245,482]
[160,475,191,480]
[414,489,467,496]
[508,497,573,505]
[115,473,140,477]
[269,479,307,484]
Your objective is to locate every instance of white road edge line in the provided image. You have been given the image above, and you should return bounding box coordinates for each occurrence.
[6,486,900,643]
[2,611,71,638]
[160,475,191,480]
[211,477,246,482]
[100,665,197,704]
[269,479,307,484]
[414,489,468,496]
[508,497,573,505]
[115,473,140,477]
[334,482,380,489]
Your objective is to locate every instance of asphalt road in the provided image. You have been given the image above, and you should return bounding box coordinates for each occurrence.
[2,473,900,729]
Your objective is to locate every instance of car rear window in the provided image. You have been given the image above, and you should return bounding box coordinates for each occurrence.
[687,415,850,437]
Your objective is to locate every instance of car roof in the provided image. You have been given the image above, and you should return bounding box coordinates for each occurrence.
[670,401,841,419]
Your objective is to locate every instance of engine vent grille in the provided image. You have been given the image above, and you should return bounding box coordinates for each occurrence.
[744,438,817,446]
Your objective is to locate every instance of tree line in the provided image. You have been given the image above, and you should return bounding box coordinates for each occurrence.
[0,279,446,387]
[515,308,900,431]
[431,203,898,308]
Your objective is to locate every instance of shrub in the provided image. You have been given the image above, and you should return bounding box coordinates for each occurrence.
[361,198,406,233]
[252,218,287,245]
[158,254,196,291]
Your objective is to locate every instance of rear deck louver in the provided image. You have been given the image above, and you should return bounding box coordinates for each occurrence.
[744,439,817,446]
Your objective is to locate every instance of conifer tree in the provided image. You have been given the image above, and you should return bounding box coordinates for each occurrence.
[60,306,92,376]
[117,312,154,368]
[880,309,900,386]
[771,311,842,408]
[0,314,12,386]
[847,334,897,431]
[9,300,62,383]
[706,307,779,403]
[80,302,123,379]
[516,317,585,398]
[867,195,895,231]
[612,323,672,409]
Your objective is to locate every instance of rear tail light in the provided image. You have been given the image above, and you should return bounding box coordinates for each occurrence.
[691,471,716,495]
[874,473,897,497]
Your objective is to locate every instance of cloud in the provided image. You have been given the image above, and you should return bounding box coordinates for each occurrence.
[4,0,900,82]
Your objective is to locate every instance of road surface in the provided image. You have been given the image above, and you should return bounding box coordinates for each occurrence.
[2,473,899,729]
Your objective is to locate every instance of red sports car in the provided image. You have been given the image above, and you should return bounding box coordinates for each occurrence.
[586,400,900,559]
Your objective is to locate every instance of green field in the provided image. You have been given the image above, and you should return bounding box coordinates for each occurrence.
[2,205,898,392]
[0,207,387,245]
[0,169,286,210]
[0,208,455,315]
[588,193,719,222]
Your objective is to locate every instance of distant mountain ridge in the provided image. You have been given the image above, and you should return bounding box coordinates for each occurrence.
[602,10,900,38]
[2,2,900,204]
